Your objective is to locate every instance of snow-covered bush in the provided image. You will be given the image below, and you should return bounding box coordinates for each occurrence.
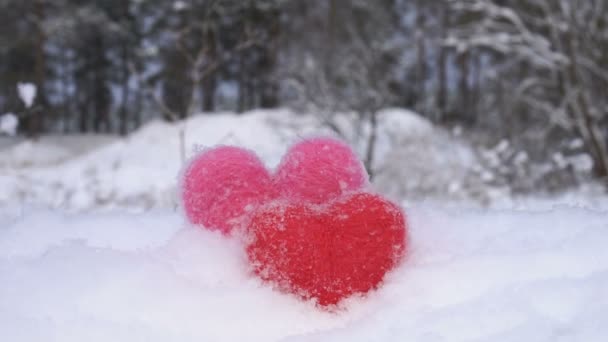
[371,110,501,204]
[0,113,18,136]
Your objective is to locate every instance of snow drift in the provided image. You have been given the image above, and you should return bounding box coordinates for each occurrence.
[1,207,607,341]
[1,109,607,341]
[0,109,501,211]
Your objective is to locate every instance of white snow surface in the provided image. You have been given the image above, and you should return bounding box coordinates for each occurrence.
[1,108,608,341]
[1,206,607,341]
[1,108,506,211]
[3,108,606,211]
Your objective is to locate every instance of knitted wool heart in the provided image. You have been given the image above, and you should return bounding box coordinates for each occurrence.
[246,192,407,306]
[275,137,368,204]
[181,138,368,234]
[181,146,276,234]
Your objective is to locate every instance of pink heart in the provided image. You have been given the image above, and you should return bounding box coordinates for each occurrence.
[180,146,276,234]
[180,137,369,234]
[275,138,369,204]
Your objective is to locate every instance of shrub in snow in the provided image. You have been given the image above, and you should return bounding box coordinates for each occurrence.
[372,111,496,203]
[247,192,407,306]
[0,113,18,136]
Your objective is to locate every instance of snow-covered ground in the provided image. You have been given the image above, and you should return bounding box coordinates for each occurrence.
[1,109,324,211]
[1,206,607,341]
[1,109,607,341]
[1,108,606,212]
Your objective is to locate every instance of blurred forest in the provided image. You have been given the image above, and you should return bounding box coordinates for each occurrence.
[1,0,607,188]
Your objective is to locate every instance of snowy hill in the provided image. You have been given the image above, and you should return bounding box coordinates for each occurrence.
[1,109,607,341]
[1,207,607,341]
[1,109,507,212]
[3,108,606,213]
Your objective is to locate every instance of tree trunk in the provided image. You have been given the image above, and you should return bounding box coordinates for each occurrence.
[119,1,131,136]
[237,54,246,113]
[29,0,46,137]
[202,75,216,112]
[415,0,427,111]
[471,52,481,123]
[364,110,378,181]
[260,9,280,109]
[437,3,449,121]
[119,43,130,135]
[562,30,608,180]
[324,0,337,77]
[133,80,142,128]
[61,50,71,133]
[457,50,471,124]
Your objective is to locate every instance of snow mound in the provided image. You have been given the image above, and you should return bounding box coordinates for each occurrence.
[373,109,496,204]
[3,108,600,211]
[1,141,72,168]
[1,207,607,341]
[0,135,116,168]
[1,110,317,210]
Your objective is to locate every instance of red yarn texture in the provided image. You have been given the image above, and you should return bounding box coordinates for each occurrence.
[181,146,275,234]
[246,193,407,306]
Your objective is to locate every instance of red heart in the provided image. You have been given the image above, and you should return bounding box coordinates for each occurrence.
[246,192,407,306]
[181,138,368,234]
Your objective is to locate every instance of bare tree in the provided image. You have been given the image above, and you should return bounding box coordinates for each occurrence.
[447,0,608,184]
[280,0,402,178]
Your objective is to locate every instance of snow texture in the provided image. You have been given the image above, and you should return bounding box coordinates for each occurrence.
[1,108,607,341]
[0,109,504,211]
[2,109,606,211]
[1,206,607,341]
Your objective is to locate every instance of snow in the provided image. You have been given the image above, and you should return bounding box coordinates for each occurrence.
[173,0,188,11]
[0,113,18,136]
[0,135,116,169]
[17,83,37,108]
[1,108,607,340]
[1,206,607,341]
[2,108,606,211]
[1,108,498,211]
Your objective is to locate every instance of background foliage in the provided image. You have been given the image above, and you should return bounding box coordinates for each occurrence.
[1,0,607,191]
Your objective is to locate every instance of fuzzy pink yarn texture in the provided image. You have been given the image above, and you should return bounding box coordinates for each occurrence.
[181,146,275,234]
[180,138,369,233]
[274,138,369,204]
